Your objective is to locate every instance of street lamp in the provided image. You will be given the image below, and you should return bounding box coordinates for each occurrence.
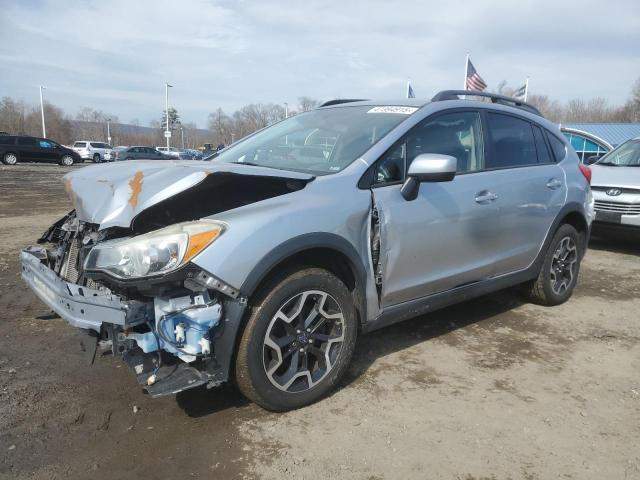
[39,86,46,138]
[165,82,173,149]
[284,102,289,119]
[180,126,184,149]
[106,118,112,145]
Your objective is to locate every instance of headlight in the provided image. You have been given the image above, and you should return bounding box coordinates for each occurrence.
[84,220,224,279]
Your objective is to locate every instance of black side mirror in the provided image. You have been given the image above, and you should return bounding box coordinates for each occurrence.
[400,154,457,201]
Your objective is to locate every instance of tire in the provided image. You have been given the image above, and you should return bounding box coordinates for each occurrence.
[60,155,74,166]
[523,224,583,306]
[2,152,18,165]
[125,157,133,161]
[93,153,100,163]
[235,267,358,411]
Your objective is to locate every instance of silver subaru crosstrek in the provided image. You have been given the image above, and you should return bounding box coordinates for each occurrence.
[20,91,594,411]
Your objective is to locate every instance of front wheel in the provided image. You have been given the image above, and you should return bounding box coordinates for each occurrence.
[523,224,583,306]
[235,268,358,411]
[93,153,100,163]
[60,155,74,166]
[2,152,18,165]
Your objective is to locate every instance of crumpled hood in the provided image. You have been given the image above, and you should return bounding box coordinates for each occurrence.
[591,165,640,189]
[64,160,314,229]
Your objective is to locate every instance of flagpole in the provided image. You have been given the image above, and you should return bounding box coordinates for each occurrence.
[463,52,469,99]
[524,77,529,102]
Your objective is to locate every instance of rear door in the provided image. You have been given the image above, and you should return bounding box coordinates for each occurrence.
[370,110,502,306]
[483,112,567,275]
[16,137,39,161]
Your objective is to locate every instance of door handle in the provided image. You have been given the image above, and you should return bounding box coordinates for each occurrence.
[546,178,562,190]
[475,191,498,204]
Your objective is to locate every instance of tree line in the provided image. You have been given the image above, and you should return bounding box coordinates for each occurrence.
[496,77,640,123]
[1,80,638,148]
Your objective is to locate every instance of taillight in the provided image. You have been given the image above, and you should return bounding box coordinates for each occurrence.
[578,163,591,184]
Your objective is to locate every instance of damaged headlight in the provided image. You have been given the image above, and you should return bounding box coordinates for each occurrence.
[84,220,224,279]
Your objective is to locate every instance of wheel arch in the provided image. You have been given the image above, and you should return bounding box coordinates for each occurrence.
[240,233,368,326]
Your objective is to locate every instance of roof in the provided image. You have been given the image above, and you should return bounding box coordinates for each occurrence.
[561,123,640,148]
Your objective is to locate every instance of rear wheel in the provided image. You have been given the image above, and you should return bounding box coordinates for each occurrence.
[60,155,74,166]
[235,268,358,411]
[93,153,100,163]
[523,224,583,306]
[2,152,18,165]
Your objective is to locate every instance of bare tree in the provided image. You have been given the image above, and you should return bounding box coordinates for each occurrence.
[298,96,319,112]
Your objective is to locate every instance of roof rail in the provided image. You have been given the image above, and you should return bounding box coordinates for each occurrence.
[431,90,542,117]
[318,99,369,107]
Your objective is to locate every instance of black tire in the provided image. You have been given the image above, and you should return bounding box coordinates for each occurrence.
[2,152,18,165]
[59,155,74,166]
[125,157,133,161]
[523,224,583,306]
[93,153,100,163]
[235,267,358,411]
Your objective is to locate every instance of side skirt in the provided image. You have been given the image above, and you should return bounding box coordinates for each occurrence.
[362,266,536,334]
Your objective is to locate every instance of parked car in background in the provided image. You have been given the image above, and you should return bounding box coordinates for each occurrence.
[72,141,113,163]
[156,146,202,160]
[113,146,172,161]
[590,137,640,232]
[20,92,593,411]
[156,146,181,157]
[1,135,81,165]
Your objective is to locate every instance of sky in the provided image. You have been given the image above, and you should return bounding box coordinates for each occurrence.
[1,0,639,127]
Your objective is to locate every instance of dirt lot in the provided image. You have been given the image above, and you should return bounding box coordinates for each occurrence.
[1,163,639,480]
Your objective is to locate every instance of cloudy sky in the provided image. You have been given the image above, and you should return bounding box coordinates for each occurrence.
[1,0,639,127]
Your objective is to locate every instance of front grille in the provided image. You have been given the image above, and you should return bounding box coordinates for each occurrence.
[594,201,640,215]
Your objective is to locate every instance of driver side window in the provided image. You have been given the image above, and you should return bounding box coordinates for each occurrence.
[373,111,485,185]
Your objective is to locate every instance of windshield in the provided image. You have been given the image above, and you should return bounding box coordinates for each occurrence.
[596,140,640,167]
[208,105,416,174]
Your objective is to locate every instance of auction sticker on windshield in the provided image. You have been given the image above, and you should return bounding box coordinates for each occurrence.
[367,106,418,114]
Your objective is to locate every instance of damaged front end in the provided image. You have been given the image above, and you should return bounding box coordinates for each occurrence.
[21,210,246,397]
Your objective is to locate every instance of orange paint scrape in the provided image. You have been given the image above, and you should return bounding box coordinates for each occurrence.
[128,171,144,207]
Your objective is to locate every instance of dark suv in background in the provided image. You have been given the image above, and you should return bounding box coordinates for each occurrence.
[0,135,81,166]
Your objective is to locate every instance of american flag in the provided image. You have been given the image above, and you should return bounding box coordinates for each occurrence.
[465,59,487,91]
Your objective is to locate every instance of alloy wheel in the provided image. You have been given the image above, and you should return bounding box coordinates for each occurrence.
[263,290,345,393]
[550,236,577,295]
[61,155,74,166]
[4,153,17,165]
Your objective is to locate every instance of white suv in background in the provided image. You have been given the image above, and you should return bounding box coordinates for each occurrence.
[72,141,113,163]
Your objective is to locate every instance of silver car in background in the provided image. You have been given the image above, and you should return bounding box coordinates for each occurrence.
[590,137,640,232]
[20,91,593,411]
[72,141,113,162]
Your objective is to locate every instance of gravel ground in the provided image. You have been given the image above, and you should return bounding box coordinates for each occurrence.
[0,163,639,480]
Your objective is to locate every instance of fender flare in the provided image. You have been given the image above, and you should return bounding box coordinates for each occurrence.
[239,232,368,300]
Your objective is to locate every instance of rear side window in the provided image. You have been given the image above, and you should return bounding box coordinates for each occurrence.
[90,142,105,148]
[486,113,537,168]
[0,136,15,145]
[532,125,553,164]
[74,142,87,148]
[546,132,566,162]
[17,137,37,146]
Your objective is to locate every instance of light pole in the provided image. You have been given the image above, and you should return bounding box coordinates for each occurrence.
[106,118,112,145]
[180,126,184,149]
[231,132,235,144]
[284,102,289,119]
[165,83,173,149]
[39,85,46,138]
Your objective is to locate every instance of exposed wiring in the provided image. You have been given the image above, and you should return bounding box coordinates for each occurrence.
[155,301,217,357]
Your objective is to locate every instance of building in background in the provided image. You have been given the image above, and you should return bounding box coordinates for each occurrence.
[561,123,640,162]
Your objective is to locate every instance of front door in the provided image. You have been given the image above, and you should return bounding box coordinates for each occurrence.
[370,110,501,307]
